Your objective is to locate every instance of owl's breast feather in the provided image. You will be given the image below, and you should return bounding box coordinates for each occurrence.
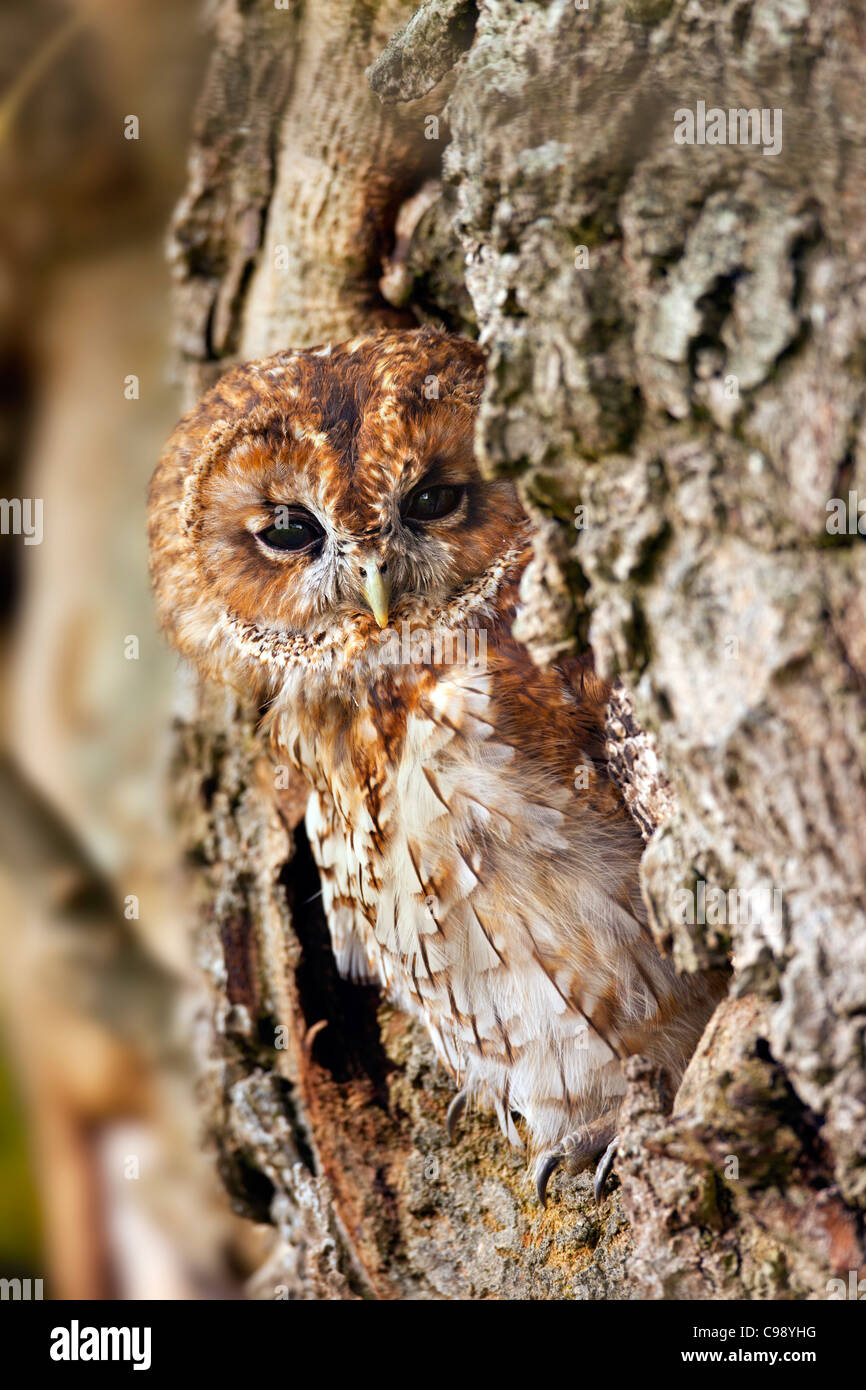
[275,656,716,1151]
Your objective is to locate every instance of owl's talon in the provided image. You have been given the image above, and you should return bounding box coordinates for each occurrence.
[446,1088,468,1143]
[535,1113,620,1206]
[534,1147,565,1207]
[593,1139,618,1205]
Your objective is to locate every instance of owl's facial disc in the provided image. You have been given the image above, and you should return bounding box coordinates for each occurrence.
[152,329,540,685]
[192,393,528,657]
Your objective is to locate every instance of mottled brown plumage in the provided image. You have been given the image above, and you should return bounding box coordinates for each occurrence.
[149,326,721,1201]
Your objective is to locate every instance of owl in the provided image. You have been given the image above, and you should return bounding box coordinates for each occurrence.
[149,326,723,1204]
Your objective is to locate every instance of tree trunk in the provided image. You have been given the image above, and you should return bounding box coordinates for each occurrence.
[167,0,866,1299]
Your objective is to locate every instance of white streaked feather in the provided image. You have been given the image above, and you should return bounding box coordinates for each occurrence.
[288,661,693,1153]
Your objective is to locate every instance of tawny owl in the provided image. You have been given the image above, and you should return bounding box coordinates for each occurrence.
[149,326,722,1203]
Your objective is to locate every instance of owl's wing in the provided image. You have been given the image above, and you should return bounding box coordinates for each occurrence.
[366,649,704,1139]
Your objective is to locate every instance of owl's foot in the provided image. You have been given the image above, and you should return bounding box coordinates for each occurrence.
[534,1115,618,1207]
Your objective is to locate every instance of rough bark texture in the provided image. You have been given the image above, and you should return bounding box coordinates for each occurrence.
[167,0,866,1298]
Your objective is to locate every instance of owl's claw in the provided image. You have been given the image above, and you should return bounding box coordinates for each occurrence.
[593,1139,618,1205]
[446,1088,468,1143]
[535,1148,564,1207]
[534,1116,620,1207]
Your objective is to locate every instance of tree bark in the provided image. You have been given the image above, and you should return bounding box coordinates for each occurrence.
[167,0,866,1299]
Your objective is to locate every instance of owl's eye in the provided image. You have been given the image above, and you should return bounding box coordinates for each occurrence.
[256,510,323,553]
[403,483,463,523]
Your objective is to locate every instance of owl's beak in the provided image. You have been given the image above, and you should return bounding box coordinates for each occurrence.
[361,566,391,628]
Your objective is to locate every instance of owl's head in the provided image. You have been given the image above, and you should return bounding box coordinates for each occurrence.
[149,327,530,698]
